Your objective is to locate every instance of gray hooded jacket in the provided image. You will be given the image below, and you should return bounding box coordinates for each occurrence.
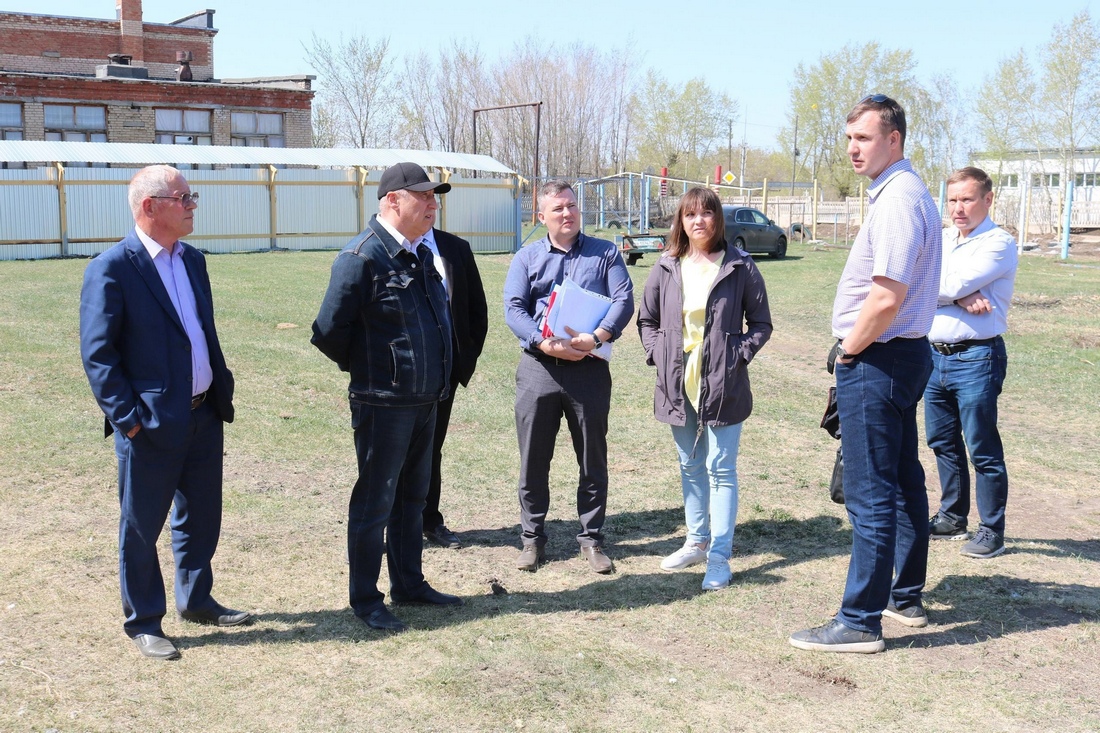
[637,246,772,427]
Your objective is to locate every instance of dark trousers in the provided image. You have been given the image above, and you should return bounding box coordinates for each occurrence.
[422,384,457,532]
[348,401,436,618]
[115,400,223,637]
[514,352,611,548]
[924,337,1009,534]
[835,338,932,633]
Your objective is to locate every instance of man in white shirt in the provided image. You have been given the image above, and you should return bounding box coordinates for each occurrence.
[925,167,1018,559]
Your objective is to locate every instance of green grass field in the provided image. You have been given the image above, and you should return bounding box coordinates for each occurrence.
[1,239,1097,732]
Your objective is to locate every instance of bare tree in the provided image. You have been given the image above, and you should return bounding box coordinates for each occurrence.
[311,101,340,148]
[303,33,395,148]
[395,40,487,153]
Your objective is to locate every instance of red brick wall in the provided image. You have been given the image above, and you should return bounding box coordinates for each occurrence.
[0,11,215,80]
[1,73,312,111]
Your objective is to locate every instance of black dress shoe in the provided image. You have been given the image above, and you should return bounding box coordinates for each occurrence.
[362,607,407,632]
[424,524,462,549]
[179,603,253,627]
[132,633,181,660]
[390,585,464,606]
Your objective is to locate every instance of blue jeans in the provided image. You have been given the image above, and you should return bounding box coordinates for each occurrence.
[349,400,437,618]
[835,338,932,633]
[670,401,742,561]
[924,337,1008,534]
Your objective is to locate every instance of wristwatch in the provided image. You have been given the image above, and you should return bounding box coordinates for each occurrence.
[591,334,603,349]
[835,342,853,360]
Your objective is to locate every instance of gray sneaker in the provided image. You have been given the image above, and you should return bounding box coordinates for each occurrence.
[961,527,1005,559]
[882,602,928,628]
[789,619,885,653]
[929,514,967,540]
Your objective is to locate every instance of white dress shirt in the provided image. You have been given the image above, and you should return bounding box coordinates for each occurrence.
[927,216,1017,343]
[135,227,213,396]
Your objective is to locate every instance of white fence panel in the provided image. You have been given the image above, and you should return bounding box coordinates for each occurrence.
[0,168,518,259]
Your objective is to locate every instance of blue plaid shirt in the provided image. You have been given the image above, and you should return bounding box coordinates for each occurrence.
[832,159,942,341]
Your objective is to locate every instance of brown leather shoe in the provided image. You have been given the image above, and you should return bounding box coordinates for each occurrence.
[581,545,613,574]
[516,544,545,572]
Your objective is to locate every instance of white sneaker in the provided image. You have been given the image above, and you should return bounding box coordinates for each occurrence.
[701,558,731,590]
[660,542,708,571]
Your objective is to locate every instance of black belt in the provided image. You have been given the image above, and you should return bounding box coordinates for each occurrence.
[930,337,997,356]
[525,349,588,367]
[191,391,207,410]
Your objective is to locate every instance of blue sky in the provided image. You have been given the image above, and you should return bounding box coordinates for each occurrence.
[6,0,1091,149]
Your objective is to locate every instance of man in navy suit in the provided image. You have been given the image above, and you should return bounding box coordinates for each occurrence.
[80,165,250,661]
[418,225,488,549]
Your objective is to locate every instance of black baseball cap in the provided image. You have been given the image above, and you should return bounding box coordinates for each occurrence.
[377,162,452,199]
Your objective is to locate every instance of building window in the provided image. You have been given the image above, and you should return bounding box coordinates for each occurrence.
[230,112,284,147]
[155,109,213,145]
[1031,173,1060,188]
[0,102,24,169]
[43,104,107,168]
[1074,172,1099,187]
[997,174,1018,188]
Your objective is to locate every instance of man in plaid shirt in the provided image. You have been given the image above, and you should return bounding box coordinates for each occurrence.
[790,95,942,653]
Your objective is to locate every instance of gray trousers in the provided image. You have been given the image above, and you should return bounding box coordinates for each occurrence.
[514,351,611,548]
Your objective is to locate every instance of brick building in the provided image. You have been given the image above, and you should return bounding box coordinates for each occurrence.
[0,0,314,166]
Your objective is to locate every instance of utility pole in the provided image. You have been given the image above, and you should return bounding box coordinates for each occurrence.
[790,114,799,197]
[727,118,733,174]
[739,115,748,188]
[472,101,542,223]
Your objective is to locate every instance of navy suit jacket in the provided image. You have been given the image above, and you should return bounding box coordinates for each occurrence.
[433,228,488,387]
[80,230,234,446]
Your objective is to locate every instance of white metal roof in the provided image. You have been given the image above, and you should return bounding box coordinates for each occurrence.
[0,140,516,174]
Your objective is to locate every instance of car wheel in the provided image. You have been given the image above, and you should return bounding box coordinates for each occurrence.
[626,253,641,266]
[733,237,746,252]
[770,236,787,259]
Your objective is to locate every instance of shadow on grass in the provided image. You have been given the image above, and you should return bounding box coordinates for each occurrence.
[1006,537,1100,562]
[889,573,1100,649]
[177,511,856,649]
[458,510,852,568]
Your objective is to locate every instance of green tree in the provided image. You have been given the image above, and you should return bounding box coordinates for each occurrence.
[975,50,1037,190]
[1039,10,1100,181]
[783,43,930,197]
[631,71,738,182]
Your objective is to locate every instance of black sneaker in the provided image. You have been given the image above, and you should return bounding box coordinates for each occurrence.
[789,619,885,653]
[883,602,928,628]
[424,524,462,549]
[961,527,1005,559]
[929,514,967,540]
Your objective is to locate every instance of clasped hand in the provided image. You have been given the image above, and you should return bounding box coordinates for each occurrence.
[539,326,596,361]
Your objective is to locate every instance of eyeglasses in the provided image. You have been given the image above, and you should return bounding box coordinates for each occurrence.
[403,189,440,202]
[151,192,200,205]
[860,94,890,104]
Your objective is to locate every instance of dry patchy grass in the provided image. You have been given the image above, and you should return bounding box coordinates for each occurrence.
[0,243,1098,732]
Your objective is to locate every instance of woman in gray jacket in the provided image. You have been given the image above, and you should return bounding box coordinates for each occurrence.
[637,187,773,589]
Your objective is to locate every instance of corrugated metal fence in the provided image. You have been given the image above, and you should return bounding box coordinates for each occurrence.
[0,168,519,260]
